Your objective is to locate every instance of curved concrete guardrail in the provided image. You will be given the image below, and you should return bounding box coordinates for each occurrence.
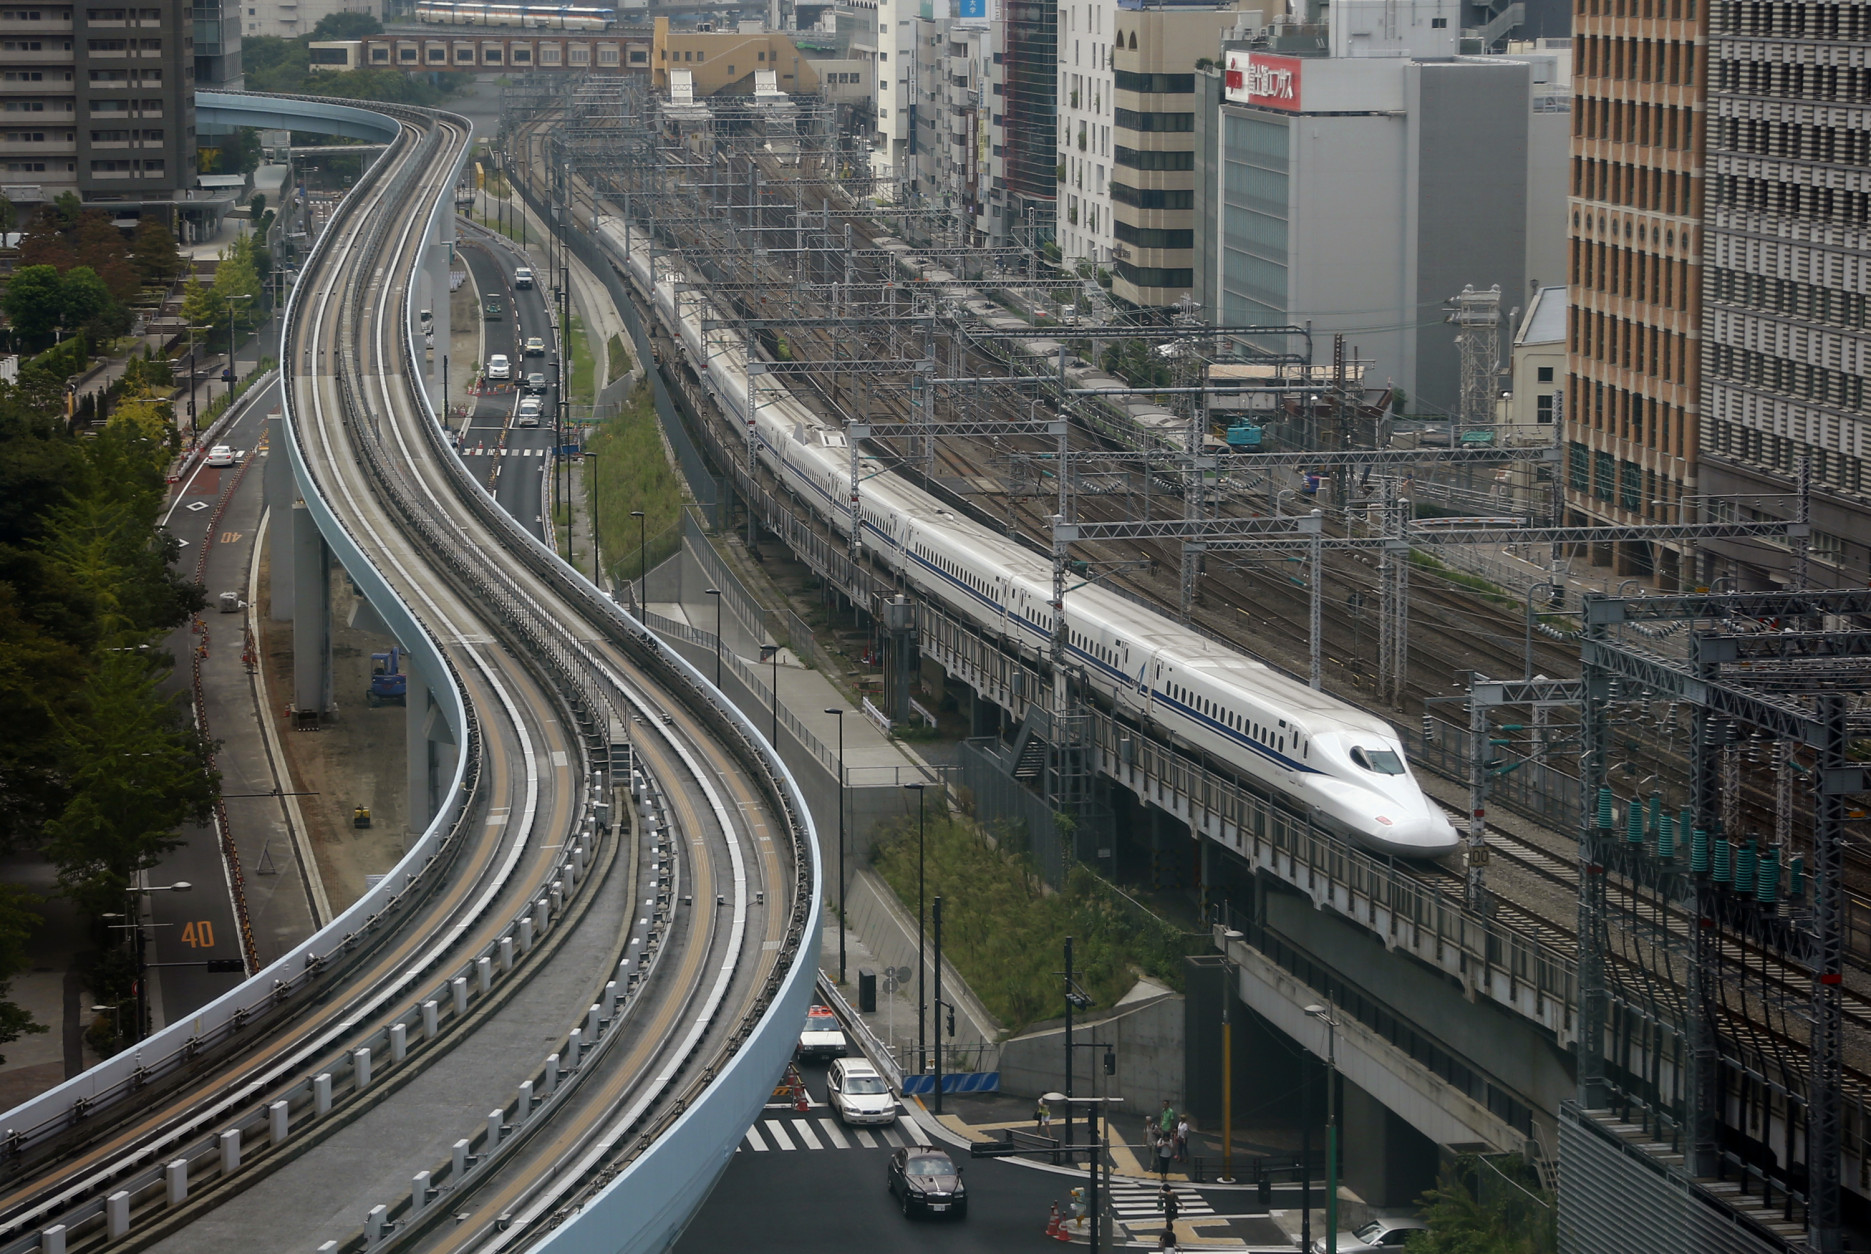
[0,94,470,1155]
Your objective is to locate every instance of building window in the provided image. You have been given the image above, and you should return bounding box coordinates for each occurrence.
[1536,365,1554,382]
[1431,16,1447,25]
[1536,393,1554,424]
[1112,107,1192,132]
[1112,70,1192,93]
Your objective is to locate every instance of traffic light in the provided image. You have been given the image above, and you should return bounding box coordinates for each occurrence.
[946,1005,955,1037]
[1104,1046,1116,1076]
[204,959,245,974]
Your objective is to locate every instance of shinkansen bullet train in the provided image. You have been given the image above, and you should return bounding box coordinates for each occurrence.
[595,217,1458,859]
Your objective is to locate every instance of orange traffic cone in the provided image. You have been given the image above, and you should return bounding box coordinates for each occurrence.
[1045,1203,1064,1239]
[794,1090,810,1113]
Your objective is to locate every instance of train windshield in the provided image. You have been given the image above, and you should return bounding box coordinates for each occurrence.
[1350,746,1405,775]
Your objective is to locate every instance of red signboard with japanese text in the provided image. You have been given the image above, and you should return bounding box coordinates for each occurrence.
[1223,50,1303,112]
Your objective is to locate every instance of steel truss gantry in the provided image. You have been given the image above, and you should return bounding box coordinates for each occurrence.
[1570,589,1871,1254]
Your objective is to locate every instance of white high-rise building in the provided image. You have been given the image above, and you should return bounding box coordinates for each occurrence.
[1054,0,1255,307]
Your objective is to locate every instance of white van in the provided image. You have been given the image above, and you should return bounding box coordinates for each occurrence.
[513,267,534,290]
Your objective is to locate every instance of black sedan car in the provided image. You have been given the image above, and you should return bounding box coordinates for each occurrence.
[887,1146,966,1219]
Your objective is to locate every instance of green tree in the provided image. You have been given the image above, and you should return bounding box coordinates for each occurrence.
[210,234,262,328]
[130,217,182,287]
[3,265,64,346]
[311,10,382,37]
[71,210,138,304]
[240,35,310,93]
[41,648,217,916]
[1406,1156,1555,1254]
[0,883,45,1063]
[50,191,80,230]
[58,267,115,338]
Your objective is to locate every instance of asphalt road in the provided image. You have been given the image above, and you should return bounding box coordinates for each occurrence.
[675,1059,1101,1254]
[459,238,556,543]
[150,383,284,1027]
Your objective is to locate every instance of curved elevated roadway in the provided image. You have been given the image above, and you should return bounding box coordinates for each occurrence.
[0,98,817,1254]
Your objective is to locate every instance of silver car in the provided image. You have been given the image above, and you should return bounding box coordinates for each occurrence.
[516,396,544,428]
[826,1058,896,1126]
[1313,1217,1428,1252]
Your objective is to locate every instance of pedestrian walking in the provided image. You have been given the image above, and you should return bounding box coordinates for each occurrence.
[1035,1097,1052,1134]
[1155,1132,1175,1179]
[1159,1100,1177,1136]
[1155,1227,1179,1252]
[1174,1114,1190,1163]
[1160,1183,1181,1227]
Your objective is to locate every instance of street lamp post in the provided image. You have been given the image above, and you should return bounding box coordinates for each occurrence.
[631,508,646,610]
[825,707,847,983]
[226,294,252,402]
[585,450,602,587]
[903,781,927,1076]
[185,326,198,440]
[1305,1003,1341,1254]
[1219,929,1243,1183]
[932,894,944,1115]
[704,588,723,686]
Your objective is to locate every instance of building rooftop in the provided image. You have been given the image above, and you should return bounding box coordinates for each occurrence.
[1517,284,1566,347]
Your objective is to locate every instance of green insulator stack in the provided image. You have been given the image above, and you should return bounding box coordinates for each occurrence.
[1596,786,1615,830]
[1647,794,1663,842]
[1756,848,1781,905]
[1691,827,1712,873]
[1789,855,1805,899]
[1626,800,1645,845]
[1713,837,1734,885]
[1734,839,1758,895]
[1656,813,1676,860]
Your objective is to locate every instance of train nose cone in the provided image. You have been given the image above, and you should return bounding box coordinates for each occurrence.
[1378,808,1462,857]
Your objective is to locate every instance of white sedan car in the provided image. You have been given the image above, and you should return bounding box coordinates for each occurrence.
[205,445,237,467]
[1313,1218,1429,1252]
[486,354,511,380]
[826,1059,896,1126]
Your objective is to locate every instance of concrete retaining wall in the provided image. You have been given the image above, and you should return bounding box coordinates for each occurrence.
[997,987,1186,1125]
[841,868,1001,1053]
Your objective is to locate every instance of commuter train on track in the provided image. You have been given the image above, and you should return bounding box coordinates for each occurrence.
[412,1,617,28]
[593,216,1460,859]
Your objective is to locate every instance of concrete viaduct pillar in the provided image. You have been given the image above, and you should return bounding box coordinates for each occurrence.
[291,500,333,718]
[266,411,295,623]
[405,654,455,846]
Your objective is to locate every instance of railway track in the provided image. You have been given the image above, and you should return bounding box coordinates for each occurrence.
[0,100,812,1254]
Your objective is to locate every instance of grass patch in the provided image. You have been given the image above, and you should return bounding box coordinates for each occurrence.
[607,333,633,381]
[873,814,1201,1034]
[567,314,596,405]
[586,376,683,585]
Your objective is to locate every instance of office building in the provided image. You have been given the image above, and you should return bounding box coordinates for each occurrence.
[1055,0,1252,309]
[241,0,376,41]
[1560,0,1703,584]
[1695,0,1871,588]
[195,0,242,89]
[1210,36,1566,414]
[0,0,203,231]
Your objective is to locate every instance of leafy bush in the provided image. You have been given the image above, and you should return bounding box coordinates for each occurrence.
[872,814,1200,1033]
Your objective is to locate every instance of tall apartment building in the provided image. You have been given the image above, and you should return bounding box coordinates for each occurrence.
[1560,0,1704,586]
[1695,0,1871,588]
[869,0,914,179]
[0,0,198,226]
[998,0,1055,241]
[1054,0,1250,308]
[905,18,989,240]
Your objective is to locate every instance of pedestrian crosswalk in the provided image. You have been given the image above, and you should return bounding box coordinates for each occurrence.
[1106,1180,1217,1224]
[741,1116,915,1152]
[461,446,547,457]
